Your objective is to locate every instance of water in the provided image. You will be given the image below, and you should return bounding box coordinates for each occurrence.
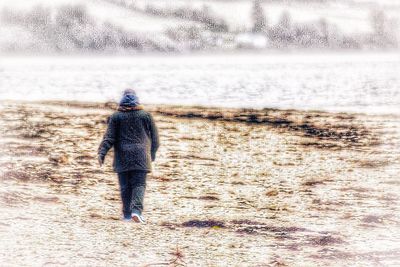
[0,53,399,114]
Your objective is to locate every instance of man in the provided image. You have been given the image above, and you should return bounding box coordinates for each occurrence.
[98,89,159,223]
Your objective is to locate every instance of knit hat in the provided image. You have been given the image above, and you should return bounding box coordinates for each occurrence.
[122,88,137,96]
[119,89,140,107]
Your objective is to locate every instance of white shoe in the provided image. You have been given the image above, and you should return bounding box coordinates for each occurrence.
[131,213,145,223]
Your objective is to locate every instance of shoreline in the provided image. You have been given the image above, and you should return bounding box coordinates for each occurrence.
[4,98,400,116]
[2,98,400,117]
[1,99,385,150]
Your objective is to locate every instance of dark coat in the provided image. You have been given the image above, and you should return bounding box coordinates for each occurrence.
[98,109,159,173]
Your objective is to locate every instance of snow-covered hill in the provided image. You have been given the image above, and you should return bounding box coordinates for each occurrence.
[0,0,398,53]
[0,0,195,33]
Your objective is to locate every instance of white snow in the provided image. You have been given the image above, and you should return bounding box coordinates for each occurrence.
[86,0,195,33]
[235,33,268,49]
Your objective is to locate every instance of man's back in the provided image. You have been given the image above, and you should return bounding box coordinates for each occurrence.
[99,109,159,173]
[113,109,152,145]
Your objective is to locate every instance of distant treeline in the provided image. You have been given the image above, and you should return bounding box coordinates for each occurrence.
[105,0,399,50]
[250,0,399,49]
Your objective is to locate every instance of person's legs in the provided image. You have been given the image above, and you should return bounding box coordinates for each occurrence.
[129,170,147,216]
[117,171,133,219]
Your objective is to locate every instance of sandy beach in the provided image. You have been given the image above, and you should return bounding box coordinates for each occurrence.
[0,100,399,266]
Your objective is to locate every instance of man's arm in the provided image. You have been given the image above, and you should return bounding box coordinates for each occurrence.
[148,114,159,161]
[98,115,117,166]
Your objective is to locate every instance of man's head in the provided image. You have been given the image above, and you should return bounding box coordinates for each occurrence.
[119,88,140,107]
[122,88,136,96]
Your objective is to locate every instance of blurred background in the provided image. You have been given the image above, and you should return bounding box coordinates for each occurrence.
[1,0,399,53]
[0,0,399,113]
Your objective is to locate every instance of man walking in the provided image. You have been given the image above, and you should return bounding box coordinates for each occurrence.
[98,89,159,223]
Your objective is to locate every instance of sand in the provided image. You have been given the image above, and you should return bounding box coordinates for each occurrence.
[0,101,399,266]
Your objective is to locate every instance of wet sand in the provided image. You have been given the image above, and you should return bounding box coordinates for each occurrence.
[0,101,399,266]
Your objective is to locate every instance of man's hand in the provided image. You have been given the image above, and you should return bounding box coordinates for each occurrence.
[98,155,104,167]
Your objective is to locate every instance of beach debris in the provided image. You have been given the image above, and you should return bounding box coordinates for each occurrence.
[33,196,60,203]
[361,215,385,224]
[232,220,308,236]
[302,179,329,186]
[74,153,95,161]
[49,153,70,165]
[1,171,31,181]
[151,175,172,182]
[182,220,225,228]
[268,256,289,267]
[169,245,186,266]
[198,195,220,201]
[265,190,279,197]
[309,235,345,246]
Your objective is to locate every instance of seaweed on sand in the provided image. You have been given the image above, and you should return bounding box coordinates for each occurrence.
[153,106,377,149]
[182,220,225,228]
